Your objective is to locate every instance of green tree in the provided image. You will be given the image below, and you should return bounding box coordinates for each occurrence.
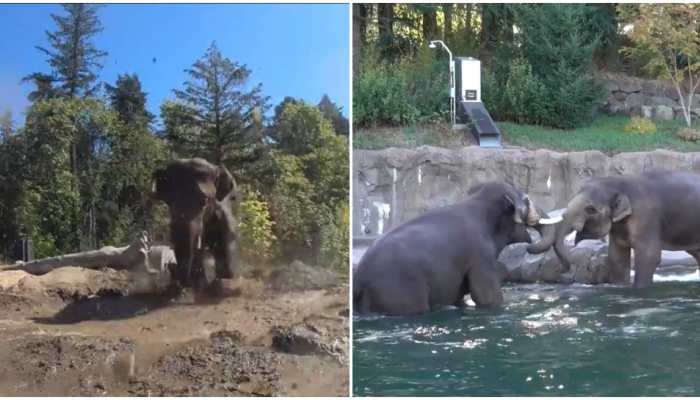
[619,4,700,127]
[516,4,606,128]
[238,189,277,263]
[19,98,121,254]
[29,4,107,98]
[105,74,155,126]
[317,94,349,136]
[0,110,13,140]
[163,42,268,165]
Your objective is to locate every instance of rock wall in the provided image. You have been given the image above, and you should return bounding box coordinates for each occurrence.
[599,72,697,120]
[353,146,700,237]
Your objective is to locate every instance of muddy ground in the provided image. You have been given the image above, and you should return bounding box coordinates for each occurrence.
[0,262,349,396]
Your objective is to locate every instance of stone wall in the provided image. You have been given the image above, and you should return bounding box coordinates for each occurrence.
[599,72,697,120]
[353,146,700,237]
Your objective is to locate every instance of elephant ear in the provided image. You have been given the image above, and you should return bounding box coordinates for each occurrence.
[611,193,632,222]
[215,166,236,201]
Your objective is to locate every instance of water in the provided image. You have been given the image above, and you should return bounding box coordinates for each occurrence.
[353,272,700,396]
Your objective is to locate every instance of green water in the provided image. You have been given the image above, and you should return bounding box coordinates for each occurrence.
[353,275,700,396]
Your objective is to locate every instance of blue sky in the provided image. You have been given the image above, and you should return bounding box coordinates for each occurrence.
[0,4,349,125]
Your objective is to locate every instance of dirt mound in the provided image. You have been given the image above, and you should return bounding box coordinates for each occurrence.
[265,261,344,293]
[130,330,280,396]
[0,334,135,396]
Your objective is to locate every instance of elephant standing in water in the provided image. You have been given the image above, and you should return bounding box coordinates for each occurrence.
[531,170,700,288]
[152,158,240,291]
[353,182,553,315]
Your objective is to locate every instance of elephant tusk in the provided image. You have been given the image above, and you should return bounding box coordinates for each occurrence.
[538,215,563,225]
[197,235,202,250]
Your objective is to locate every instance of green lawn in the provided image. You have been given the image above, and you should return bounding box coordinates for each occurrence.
[354,115,700,154]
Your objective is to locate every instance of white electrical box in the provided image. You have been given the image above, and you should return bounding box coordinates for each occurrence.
[455,57,481,102]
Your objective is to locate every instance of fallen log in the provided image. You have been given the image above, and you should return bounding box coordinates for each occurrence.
[1,232,176,277]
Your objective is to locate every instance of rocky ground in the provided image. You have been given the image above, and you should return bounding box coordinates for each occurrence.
[0,262,349,396]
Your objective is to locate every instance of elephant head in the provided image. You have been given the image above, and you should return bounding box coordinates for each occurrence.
[546,183,631,271]
[468,182,550,246]
[152,158,236,286]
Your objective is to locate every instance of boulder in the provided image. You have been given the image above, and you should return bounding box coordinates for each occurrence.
[655,105,675,121]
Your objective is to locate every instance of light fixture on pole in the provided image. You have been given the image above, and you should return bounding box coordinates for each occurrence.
[429,40,455,127]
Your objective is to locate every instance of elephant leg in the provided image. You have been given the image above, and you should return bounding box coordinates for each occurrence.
[206,202,239,280]
[632,240,661,289]
[607,239,631,284]
[366,278,430,315]
[467,265,504,308]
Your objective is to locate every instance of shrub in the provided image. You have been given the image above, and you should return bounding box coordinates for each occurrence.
[317,202,349,270]
[353,56,418,127]
[239,190,277,263]
[624,116,657,135]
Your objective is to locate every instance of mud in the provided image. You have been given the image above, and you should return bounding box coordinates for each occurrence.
[0,264,349,396]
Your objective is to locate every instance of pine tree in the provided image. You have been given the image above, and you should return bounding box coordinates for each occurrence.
[105,74,154,126]
[30,4,107,98]
[164,42,268,165]
[317,94,349,136]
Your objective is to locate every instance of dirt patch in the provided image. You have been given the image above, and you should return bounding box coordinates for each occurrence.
[0,335,135,396]
[130,330,280,396]
[0,265,348,396]
[265,260,345,293]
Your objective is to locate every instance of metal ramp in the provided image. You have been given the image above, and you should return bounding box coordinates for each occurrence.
[459,102,502,148]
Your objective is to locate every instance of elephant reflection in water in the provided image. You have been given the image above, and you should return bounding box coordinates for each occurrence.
[152,158,240,293]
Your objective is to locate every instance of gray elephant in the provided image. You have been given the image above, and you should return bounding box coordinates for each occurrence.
[531,170,700,288]
[353,182,552,315]
[152,158,240,291]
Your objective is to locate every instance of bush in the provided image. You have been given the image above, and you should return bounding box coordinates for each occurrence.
[353,46,449,127]
[624,116,657,135]
[353,57,418,127]
[239,190,277,263]
[317,202,349,270]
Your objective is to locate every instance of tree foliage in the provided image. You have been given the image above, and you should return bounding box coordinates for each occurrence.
[619,4,700,127]
[163,42,269,165]
[29,4,107,98]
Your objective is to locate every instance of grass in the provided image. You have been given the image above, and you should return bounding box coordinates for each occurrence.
[354,115,700,154]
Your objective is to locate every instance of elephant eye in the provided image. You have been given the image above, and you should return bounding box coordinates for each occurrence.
[585,205,597,215]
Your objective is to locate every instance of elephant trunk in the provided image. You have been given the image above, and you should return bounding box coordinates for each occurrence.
[526,206,556,254]
[553,218,576,272]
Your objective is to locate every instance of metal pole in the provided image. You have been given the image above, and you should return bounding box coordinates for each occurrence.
[429,40,455,128]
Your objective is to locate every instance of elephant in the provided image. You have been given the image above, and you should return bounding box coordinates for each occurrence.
[152,158,240,291]
[353,181,553,315]
[530,170,700,288]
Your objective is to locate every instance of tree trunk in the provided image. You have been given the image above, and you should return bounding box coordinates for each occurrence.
[353,4,368,76]
[443,4,453,43]
[464,4,473,45]
[377,4,394,48]
[422,7,438,42]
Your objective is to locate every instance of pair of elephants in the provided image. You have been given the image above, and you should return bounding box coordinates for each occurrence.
[354,170,700,316]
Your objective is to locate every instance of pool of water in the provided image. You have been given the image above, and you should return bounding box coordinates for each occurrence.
[353,272,700,396]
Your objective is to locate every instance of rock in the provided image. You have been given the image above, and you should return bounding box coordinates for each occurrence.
[625,93,646,115]
[654,105,674,120]
[271,325,325,355]
[642,105,653,119]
